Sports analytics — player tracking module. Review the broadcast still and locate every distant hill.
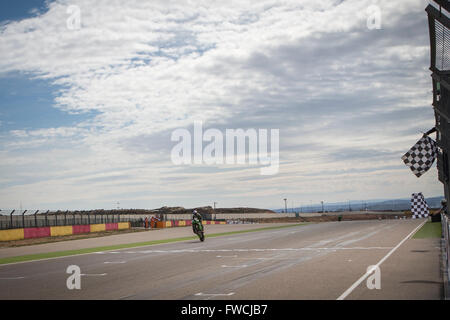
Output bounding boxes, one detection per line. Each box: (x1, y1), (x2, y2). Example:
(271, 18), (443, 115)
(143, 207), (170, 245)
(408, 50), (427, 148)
(274, 196), (445, 213)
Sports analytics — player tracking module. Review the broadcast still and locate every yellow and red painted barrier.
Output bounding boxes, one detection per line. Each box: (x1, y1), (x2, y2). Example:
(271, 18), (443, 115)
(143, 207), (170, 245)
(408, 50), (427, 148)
(73, 225), (90, 234)
(118, 222), (130, 230)
(51, 226), (73, 237)
(156, 220), (226, 228)
(24, 227), (50, 239)
(90, 224), (106, 233)
(0, 222), (131, 242)
(0, 229), (25, 241)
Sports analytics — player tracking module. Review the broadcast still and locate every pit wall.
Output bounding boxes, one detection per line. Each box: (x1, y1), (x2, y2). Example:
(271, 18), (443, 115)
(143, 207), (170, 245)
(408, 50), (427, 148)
(0, 222), (130, 242)
(156, 220), (227, 228)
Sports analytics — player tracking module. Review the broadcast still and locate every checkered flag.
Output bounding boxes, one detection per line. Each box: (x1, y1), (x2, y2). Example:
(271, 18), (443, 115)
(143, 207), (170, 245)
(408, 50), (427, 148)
(402, 135), (438, 177)
(411, 192), (429, 219)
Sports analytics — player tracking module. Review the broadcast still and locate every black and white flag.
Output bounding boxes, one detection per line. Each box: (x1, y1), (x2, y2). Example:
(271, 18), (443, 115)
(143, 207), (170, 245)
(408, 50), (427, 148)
(411, 192), (429, 219)
(402, 135), (438, 178)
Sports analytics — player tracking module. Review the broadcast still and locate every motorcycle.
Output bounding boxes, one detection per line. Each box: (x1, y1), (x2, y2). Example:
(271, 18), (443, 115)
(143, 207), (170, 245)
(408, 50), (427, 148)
(192, 217), (205, 242)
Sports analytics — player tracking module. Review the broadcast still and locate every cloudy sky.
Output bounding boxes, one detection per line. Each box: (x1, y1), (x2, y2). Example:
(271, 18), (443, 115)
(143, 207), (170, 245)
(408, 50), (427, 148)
(0, 0), (443, 211)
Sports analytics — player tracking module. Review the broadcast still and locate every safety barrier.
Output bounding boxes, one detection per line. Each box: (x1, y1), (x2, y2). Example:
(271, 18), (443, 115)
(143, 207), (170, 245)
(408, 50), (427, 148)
(0, 210), (136, 230)
(156, 220), (227, 228)
(0, 222), (131, 242)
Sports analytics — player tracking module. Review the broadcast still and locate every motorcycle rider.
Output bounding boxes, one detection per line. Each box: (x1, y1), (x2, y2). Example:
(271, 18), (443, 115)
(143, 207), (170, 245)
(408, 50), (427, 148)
(192, 209), (203, 233)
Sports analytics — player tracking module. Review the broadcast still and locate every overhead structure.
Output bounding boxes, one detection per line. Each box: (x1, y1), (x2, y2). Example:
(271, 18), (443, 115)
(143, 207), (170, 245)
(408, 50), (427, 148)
(426, 0), (450, 202)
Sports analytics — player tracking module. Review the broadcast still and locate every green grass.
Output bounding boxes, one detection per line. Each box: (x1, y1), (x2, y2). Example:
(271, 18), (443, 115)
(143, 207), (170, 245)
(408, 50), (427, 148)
(412, 221), (442, 239)
(0, 223), (308, 265)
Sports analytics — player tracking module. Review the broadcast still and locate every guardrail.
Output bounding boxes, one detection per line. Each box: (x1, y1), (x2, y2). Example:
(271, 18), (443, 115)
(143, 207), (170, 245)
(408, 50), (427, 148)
(0, 210), (137, 230)
(0, 222), (132, 242)
(442, 213), (450, 300)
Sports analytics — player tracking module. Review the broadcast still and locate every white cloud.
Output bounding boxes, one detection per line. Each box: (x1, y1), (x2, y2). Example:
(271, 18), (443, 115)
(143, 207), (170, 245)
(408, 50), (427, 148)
(0, 0), (442, 209)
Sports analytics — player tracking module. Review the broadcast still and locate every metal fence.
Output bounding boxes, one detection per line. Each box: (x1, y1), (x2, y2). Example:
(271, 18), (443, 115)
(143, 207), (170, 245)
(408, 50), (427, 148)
(442, 212), (450, 300)
(0, 210), (139, 230)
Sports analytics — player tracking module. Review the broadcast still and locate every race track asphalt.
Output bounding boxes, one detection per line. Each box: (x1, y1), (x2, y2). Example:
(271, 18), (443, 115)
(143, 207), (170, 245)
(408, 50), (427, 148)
(0, 219), (442, 300)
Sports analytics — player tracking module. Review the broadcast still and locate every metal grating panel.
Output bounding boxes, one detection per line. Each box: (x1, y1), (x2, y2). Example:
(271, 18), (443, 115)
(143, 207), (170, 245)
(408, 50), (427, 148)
(435, 19), (450, 71)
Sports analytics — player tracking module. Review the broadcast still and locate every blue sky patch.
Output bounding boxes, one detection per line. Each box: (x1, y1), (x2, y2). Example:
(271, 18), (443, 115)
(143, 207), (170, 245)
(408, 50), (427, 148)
(0, 0), (50, 23)
(0, 72), (92, 132)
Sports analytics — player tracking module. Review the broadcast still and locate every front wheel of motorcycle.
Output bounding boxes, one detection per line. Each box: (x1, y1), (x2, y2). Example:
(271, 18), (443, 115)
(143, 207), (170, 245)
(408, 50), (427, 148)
(200, 232), (205, 242)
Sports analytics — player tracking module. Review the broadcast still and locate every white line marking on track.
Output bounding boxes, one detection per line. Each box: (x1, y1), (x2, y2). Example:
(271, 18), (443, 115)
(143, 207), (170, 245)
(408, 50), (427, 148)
(136, 247), (392, 254)
(221, 265), (248, 268)
(81, 273), (107, 277)
(104, 261), (126, 264)
(237, 257), (291, 260)
(0, 277), (25, 280)
(216, 255), (238, 258)
(336, 220), (426, 300)
(195, 292), (235, 296)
